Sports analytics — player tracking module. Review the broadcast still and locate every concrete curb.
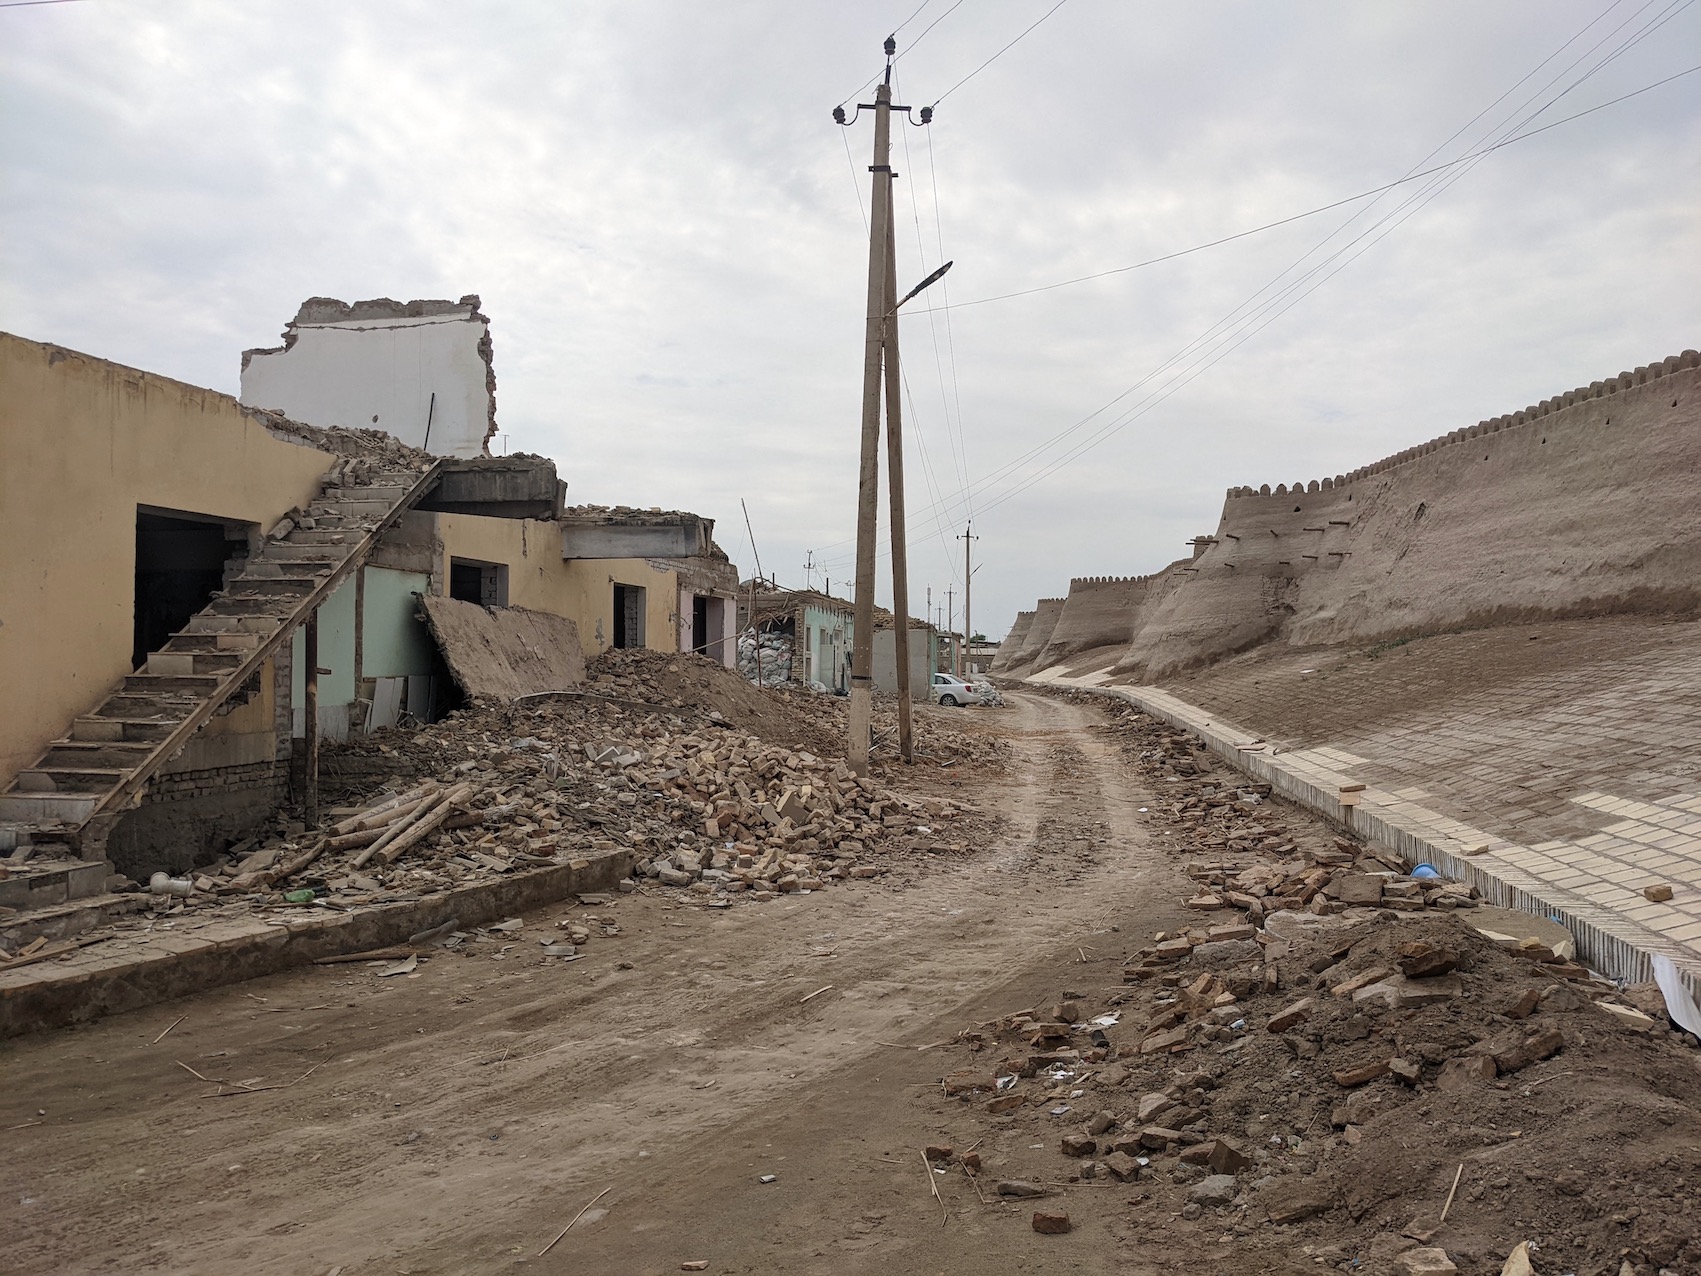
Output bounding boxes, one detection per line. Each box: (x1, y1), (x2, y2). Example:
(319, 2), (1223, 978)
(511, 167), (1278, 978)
(0, 850), (632, 1039)
(1032, 680), (1701, 998)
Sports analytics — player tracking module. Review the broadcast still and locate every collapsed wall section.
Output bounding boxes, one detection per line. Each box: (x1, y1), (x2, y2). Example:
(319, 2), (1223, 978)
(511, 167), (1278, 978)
(241, 296), (498, 458)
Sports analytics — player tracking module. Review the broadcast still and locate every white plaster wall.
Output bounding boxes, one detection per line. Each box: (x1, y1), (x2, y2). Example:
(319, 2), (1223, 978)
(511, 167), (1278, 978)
(241, 315), (491, 457)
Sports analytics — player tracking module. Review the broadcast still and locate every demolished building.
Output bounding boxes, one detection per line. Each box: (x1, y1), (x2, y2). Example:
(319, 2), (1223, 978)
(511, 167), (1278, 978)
(0, 302), (741, 910)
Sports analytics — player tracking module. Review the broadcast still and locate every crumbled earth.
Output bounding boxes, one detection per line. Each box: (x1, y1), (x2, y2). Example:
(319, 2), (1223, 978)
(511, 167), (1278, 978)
(4, 686), (1698, 1275)
(4, 652), (1006, 956)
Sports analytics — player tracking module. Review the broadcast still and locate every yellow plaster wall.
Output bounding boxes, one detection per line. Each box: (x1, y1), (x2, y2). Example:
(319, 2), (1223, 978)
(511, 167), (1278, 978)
(435, 514), (679, 658)
(0, 332), (336, 784)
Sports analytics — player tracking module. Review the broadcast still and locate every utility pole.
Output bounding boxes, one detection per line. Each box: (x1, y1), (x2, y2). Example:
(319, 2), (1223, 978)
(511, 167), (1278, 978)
(958, 522), (979, 677)
(945, 584), (954, 676)
(882, 161), (915, 763)
(835, 38), (943, 774)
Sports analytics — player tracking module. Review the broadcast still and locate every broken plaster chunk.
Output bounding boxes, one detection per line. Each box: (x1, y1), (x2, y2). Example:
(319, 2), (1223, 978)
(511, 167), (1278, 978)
(1266, 996), (1314, 1033)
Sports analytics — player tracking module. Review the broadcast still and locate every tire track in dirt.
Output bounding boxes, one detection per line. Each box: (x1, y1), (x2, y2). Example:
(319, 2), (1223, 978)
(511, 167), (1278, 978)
(2, 691), (1195, 1274)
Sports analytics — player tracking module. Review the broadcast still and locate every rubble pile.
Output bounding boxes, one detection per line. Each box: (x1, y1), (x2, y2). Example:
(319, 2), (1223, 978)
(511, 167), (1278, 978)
(926, 902), (1701, 1275)
(736, 629), (794, 687)
(923, 686), (1701, 1274)
(84, 652), (1002, 933)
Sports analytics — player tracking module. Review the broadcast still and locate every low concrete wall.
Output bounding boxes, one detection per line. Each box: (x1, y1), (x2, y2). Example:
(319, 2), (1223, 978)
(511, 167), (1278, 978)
(0, 849), (631, 1038)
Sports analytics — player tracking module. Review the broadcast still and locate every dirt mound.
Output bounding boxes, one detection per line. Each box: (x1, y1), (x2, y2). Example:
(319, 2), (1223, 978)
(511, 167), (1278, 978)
(588, 648), (839, 755)
(911, 687), (1701, 1275)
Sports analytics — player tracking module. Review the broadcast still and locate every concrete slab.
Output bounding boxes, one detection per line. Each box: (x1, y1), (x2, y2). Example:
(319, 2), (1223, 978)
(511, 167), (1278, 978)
(0, 849), (630, 1038)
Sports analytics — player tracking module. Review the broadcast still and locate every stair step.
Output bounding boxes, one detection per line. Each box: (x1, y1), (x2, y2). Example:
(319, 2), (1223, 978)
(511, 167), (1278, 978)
(304, 504), (381, 519)
(10, 767), (126, 795)
(0, 891), (144, 948)
(95, 692), (195, 718)
(163, 631), (261, 653)
(225, 578), (318, 597)
(0, 793), (100, 825)
(72, 716), (177, 743)
(0, 858), (112, 911)
(183, 613), (281, 635)
(245, 560), (333, 580)
(145, 650), (245, 676)
(41, 741), (153, 769)
(313, 497), (396, 514)
(203, 596), (294, 618)
(324, 484), (407, 503)
(262, 543), (349, 563)
(122, 673), (224, 696)
(285, 529), (354, 545)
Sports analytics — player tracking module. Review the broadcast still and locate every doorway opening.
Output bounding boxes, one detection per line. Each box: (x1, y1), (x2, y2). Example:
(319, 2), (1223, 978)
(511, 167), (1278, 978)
(133, 509), (249, 669)
(612, 583), (646, 649)
(692, 596), (709, 656)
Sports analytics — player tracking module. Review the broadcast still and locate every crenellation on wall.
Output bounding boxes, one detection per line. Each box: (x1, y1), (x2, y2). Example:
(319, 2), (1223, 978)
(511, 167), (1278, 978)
(1223, 349), (1699, 502)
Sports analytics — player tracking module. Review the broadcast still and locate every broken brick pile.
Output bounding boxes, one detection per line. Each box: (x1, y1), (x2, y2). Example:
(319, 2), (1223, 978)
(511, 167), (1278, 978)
(916, 688), (1701, 1275)
(6, 653), (1003, 960)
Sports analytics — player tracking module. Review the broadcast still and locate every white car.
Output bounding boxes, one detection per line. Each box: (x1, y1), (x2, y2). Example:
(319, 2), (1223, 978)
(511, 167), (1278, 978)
(930, 673), (985, 707)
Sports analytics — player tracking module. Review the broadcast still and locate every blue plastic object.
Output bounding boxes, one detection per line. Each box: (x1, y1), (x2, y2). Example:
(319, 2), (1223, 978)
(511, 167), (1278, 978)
(1411, 863), (1442, 879)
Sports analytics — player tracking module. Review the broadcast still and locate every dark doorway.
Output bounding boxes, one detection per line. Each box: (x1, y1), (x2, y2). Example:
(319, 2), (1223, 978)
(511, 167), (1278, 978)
(133, 510), (245, 669)
(612, 583), (646, 649)
(692, 595), (709, 656)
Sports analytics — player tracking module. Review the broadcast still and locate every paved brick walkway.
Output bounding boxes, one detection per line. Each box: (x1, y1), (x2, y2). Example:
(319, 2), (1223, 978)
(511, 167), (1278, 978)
(1162, 617), (1701, 848)
(1040, 616), (1701, 990)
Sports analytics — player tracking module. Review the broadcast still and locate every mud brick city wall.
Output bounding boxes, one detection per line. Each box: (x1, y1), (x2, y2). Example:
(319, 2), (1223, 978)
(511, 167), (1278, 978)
(1105, 350), (1701, 680)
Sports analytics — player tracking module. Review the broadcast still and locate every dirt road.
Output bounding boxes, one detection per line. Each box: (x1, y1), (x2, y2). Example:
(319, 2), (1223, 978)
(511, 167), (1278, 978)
(3, 691), (1200, 1275)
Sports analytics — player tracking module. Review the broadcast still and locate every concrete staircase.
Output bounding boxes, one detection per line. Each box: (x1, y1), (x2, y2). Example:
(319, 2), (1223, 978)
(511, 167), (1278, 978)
(0, 455), (444, 917)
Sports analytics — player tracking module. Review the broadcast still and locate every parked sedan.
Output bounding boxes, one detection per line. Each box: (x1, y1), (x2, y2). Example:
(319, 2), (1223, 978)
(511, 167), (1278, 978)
(930, 673), (985, 707)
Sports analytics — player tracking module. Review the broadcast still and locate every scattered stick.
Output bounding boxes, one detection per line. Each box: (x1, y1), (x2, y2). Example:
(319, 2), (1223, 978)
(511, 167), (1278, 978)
(312, 946), (419, 965)
(177, 1058), (327, 1096)
(919, 1148), (946, 1226)
(800, 985), (834, 1004)
(1527, 1070), (1576, 1089)
(538, 1186), (613, 1257)
(964, 1165), (988, 1206)
(151, 1016), (185, 1044)
(0, 933), (107, 971)
(209, 1060), (326, 1097)
(177, 1060), (244, 1088)
(270, 838), (328, 885)
(1438, 1163), (1464, 1225)
(7, 1120), (43, 1131)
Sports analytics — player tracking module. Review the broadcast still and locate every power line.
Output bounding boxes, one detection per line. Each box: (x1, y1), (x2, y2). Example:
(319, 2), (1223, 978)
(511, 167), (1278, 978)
(838, 0), (967, 108)
(811, 35), (1698, 562)
(900, 61), (1701, 319)
(951, 3), (1701, 519)
(0, 0), (87, 7)
(928, 0), (1073, 107)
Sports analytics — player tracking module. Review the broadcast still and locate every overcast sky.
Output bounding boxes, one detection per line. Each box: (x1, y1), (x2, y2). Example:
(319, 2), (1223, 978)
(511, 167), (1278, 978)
(4, 0), (1698, 637)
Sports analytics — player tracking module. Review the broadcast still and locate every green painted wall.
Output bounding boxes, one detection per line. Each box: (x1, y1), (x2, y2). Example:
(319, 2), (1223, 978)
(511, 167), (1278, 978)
(290, 567), (433, 709)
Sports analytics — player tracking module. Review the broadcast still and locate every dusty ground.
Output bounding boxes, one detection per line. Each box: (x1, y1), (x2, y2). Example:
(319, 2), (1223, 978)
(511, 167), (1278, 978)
(5, 689), (1698, 1275)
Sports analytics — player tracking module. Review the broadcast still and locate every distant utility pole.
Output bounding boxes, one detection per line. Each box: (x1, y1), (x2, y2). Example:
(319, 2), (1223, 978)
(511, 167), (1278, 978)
(958, 522), (979, 677)
(835, 38), (947, 774)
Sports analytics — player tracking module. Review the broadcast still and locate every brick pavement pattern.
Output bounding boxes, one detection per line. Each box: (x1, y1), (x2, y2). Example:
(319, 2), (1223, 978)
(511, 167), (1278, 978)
(1039, 616), (1701, 992)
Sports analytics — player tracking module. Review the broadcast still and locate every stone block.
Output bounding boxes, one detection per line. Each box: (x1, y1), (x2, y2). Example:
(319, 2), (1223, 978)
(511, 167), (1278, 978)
(1395, 1248), (1459, 1275)
(1435, 1055), (1497, 1090)
(1266, 996), (1314, 1032)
